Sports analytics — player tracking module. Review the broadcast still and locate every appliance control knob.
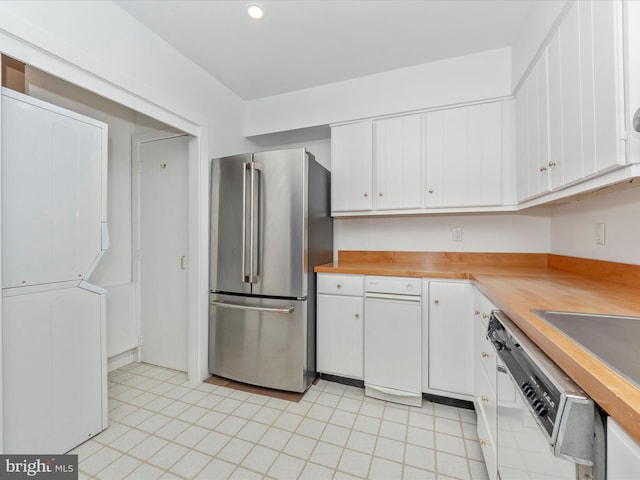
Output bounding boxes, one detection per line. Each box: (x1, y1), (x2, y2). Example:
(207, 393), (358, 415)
(532, 399), (542, 409)
(537, 406), (548, 416)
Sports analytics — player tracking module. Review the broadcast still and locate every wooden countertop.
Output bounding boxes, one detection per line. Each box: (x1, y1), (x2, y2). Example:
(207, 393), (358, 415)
(315, 251), (640, 444)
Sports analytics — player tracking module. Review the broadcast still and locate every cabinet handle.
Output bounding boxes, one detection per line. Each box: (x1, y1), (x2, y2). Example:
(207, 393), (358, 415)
(479, 439), (487, 446)
(378, 192), (383, 197)
(481, 352), (490, 358)
(434, 299), (439, 305)
(336, 284), (342, 289)
(428, 188), (434, 194)
(474, 310), (480, 316)
(354, 313), (360, 319)
(481, 395), (489, 402)
(482, 313), (489, 319)
(548, 161), (557, 167)
(364, 192), (368, 197)
(539, 166), (548, 172)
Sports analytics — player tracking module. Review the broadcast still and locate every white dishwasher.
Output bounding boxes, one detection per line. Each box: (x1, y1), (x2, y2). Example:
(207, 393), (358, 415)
(364, 276), (422, 407)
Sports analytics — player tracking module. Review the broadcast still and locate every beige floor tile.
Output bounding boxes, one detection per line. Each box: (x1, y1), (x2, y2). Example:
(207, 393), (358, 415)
(240, 445), (279, 474)
(84, 364), (484, 480)
(338, 449), (373, 477)
(169, 450), (212, 478)
(147, 442), (189, 470)
(282, 433), (317, 460)
(268, 453), (306, 480)
(368, 457), (403, 480)
(95, 454), (141, 480)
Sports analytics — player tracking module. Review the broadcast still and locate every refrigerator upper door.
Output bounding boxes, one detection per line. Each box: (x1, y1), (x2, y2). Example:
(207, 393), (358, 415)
(210, 153), (253, 295)
(251, 149), (307, 298)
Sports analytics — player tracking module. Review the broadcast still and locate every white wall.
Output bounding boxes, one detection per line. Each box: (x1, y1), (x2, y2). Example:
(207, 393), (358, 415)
(335, 212), (551, 254)
(245, 47), (512, 137)
(510, 0), (570, 91)
(550, 184), (640, 265)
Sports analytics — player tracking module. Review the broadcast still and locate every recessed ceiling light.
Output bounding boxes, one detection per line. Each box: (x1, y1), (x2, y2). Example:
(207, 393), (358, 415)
(247, 4), (264, 20)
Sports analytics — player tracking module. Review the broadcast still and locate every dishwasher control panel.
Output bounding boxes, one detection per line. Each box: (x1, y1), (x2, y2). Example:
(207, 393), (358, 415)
(364, 276), (421, 296)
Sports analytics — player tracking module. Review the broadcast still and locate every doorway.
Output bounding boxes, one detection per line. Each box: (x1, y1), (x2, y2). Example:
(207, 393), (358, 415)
(135, 133), (189, 371)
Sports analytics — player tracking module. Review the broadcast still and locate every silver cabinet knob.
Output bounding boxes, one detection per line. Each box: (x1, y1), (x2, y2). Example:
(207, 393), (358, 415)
(364, 192), (368, 197)
(434, 299), (439, 305)
(428, 188), (434, 194)
(378, 192), (383, 196)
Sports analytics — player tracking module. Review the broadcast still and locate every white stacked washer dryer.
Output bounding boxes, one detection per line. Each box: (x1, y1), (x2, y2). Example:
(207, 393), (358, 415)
(1, 87), (109, 453)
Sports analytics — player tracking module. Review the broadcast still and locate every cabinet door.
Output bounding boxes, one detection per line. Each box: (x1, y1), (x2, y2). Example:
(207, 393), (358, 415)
(425, 102), (503, 207)
(547, 31), (565, 190)
(557, 2), (583, 188)
(524, 52), (550, 199)
(428, 281), (474, 397)
(331, 121), (373, 212)
(374, 114), (423, 210)
(591, 0), (624, 172)
(317, 294), (363, 379)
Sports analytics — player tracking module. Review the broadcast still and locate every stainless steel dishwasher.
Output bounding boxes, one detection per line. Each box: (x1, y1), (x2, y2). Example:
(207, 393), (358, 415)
(487, 310), (605, 480)
(364, 276), (422, 407)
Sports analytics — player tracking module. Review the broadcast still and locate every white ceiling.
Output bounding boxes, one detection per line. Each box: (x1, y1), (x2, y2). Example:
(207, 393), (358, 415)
(115, 0), (539, 101)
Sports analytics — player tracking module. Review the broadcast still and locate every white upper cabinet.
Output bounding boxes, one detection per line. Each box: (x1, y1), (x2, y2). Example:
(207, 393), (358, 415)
(591, 0), (625, 173)
(331, 99), (511, 215)
(517, 0), (625, 202)
(516, 51), (547, 202)
(331, 120), (373, 212)
(425, 101), (504, 208)
(374, 114), (423, 210)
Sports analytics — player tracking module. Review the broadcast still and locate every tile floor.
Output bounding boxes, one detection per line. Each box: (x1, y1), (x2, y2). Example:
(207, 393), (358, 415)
(74, 363), (489, 479)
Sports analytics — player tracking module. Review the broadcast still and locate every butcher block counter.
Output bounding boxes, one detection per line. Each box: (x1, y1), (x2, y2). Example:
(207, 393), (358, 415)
(315, 251), (640, 444)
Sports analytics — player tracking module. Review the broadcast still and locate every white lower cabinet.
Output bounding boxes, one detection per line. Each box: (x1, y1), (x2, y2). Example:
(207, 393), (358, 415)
(473, 289), (499, 480)
(316, 274), (364, 379)
(425, 281), (474, 398)
(608, 418), (640, 480)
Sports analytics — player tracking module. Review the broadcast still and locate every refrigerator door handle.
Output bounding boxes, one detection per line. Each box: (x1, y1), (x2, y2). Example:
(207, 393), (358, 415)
(248, 162), (261, 283)
(210, 300), (294, 314)
(242, 161), (249, 283)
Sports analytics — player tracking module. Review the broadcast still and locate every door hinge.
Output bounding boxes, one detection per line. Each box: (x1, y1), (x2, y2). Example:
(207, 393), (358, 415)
(138, 162), (142, 174)
(137, 335), (142, 345)
(137, 249), (142, 261)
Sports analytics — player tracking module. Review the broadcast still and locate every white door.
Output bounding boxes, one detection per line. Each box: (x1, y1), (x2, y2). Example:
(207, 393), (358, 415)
(139, 135), (189, 371)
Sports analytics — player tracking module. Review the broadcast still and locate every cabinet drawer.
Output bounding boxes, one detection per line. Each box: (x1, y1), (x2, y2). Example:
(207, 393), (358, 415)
(317, 274), (363, 296)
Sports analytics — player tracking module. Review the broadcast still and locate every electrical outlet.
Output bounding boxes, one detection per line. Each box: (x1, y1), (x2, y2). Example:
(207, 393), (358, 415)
(452, 227), (463, 241)
(596, 223), (605, 245)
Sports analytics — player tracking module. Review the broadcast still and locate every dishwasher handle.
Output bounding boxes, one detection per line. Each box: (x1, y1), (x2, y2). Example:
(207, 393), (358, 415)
(365, 292), (421, 303)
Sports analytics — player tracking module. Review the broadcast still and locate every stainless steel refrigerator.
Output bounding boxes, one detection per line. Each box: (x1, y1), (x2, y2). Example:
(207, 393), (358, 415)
(209, 148), (333, 392)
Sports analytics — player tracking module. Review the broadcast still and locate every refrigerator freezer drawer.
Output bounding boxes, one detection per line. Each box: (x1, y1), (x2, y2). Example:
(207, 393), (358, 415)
(209, 295), (310, 392)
